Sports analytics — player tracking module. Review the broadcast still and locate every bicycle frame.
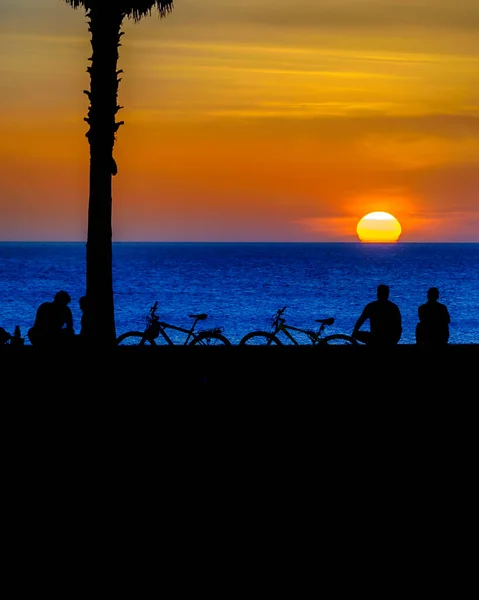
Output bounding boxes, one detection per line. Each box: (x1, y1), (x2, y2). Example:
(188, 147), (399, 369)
(269, 306), (332, 345)
(274, 322), (324, 345)
(143, 303), (224, 345)
(154, 319), (203, 346)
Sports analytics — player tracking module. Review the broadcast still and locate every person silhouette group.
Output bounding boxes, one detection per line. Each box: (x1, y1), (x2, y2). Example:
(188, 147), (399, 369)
(352, 284), (451, 348)
(27, 290), (93, 348)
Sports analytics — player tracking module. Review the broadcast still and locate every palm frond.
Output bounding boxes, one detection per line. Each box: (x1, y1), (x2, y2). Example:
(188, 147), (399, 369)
(64, 1), (174, 20)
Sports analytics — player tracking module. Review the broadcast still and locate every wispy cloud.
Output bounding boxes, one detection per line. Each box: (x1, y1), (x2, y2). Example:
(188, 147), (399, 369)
(169, 0), (479, 33)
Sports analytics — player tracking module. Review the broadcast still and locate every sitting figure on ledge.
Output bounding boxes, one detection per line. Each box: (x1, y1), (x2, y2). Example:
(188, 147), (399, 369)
(28, 290), (75, 348)
(352, 283), (402, 347)
(416, 287), (450, 347)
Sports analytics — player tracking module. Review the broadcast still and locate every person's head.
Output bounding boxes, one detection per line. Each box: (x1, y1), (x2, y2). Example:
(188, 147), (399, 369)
(377, 284), (390, 301)
(54, 290), (71, 306)
(427, 287), (439, 301)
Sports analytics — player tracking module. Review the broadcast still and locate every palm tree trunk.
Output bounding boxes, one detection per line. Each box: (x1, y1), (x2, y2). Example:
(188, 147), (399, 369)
(84, 6), (124, 347)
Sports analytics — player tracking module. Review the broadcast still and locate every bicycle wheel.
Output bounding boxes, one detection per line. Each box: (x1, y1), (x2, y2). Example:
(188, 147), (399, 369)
(116, 331), (156, 346)
(320, 334), (358, 346)
(189, 332), (232, 346)
(238, 331), (283, 346)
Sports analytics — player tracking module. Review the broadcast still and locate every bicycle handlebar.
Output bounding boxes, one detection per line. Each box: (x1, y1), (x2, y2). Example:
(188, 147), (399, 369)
(272, 306), (287, 327)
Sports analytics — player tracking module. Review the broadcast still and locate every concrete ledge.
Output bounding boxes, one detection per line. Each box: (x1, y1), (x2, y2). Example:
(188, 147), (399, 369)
(2, 345), (476, 468)
(2, 344), (477, 395)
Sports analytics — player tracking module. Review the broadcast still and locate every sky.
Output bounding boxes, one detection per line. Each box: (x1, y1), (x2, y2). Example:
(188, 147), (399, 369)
(1, 0), (478, 242)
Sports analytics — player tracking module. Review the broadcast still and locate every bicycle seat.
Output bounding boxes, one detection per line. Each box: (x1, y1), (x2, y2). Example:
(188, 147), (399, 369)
(189, 313), (208, 320)
(315, 317), (335, 326)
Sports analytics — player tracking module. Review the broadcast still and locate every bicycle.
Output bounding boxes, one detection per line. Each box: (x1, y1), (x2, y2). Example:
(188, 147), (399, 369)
(238, 306), (358, 346)
(116, 302), (232, 346)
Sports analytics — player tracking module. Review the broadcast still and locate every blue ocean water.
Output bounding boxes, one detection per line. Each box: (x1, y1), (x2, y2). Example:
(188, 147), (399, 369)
(0, 242), (478, 345)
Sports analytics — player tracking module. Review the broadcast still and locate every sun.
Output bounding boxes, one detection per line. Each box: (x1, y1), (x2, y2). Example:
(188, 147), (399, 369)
(356, 211), (402, 243)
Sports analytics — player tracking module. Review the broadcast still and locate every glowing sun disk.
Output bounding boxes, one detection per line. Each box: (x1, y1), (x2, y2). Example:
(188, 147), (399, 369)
(356, 211), (402, 243)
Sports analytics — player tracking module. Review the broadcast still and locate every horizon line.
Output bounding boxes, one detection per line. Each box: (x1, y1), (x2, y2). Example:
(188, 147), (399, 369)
(2, 240), (479, 245)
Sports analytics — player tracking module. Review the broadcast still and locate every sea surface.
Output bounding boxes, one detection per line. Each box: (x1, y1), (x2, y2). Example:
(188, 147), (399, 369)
(0, 242), (478, 345)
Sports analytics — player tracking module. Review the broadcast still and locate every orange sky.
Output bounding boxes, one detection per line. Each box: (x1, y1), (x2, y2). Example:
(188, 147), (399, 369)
(1, 0), (479, 242)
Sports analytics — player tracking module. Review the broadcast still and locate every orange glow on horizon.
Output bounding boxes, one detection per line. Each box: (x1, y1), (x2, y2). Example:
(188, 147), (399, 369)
(1, 1), (479, 241)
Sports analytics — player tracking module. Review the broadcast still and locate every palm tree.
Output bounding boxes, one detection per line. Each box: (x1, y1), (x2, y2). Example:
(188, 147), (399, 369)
(64, 1), (174, 347)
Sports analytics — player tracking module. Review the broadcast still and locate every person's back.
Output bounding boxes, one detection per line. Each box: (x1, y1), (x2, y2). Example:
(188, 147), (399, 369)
(352, 284), (402, 347)
(416, 287), (450, 346)
(368, 299), (402, 344)
(30, 301), (54, 341)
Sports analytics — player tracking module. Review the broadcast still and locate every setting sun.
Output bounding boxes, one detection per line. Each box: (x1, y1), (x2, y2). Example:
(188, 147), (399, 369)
(356, 212), (402, 243)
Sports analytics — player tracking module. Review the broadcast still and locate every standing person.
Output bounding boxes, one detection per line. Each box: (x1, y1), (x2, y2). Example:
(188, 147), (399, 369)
(352, 283), (402, 347)
(416, 287), (450, 346)
(28, 290), (75, 348)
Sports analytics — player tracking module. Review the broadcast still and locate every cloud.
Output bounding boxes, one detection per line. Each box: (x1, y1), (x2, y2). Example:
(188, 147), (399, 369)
(247, 0), (479, 33)
(171, 0), (479, 34)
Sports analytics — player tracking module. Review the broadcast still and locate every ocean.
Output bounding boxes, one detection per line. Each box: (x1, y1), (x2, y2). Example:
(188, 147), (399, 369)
(0, 242), (478, 345)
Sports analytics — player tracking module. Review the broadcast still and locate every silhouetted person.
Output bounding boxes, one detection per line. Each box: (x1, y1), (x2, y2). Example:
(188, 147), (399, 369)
(416, 287), (450, 346)
(352, 283), (402, 347)
(28, 290), (75, 348)
(0, 327), (11, 346)
(78, 295), (94, 342)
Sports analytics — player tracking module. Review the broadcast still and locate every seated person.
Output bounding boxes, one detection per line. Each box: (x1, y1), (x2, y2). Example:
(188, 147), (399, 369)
(416, 287), (450, 346)
(28, 290), (75, 348)
(352, 284), (402, 347)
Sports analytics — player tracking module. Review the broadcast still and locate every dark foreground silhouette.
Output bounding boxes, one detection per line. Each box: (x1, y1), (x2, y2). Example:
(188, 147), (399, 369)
(1, 341), (475, 397)
(0, 282), (465, 396)
(3, 342), (473, 583)
(416, 287), (451, 346)
(28, 290), (75, 348)
(352, 283), (402, 347)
